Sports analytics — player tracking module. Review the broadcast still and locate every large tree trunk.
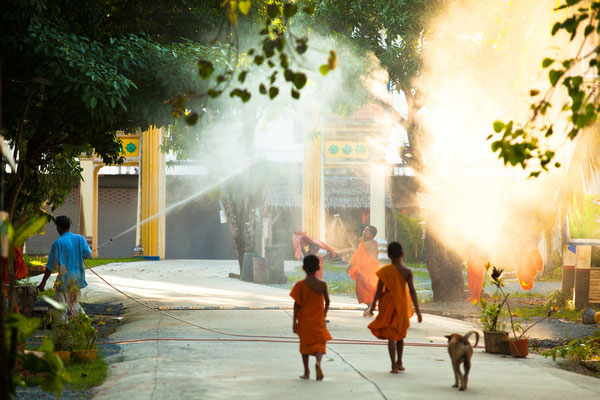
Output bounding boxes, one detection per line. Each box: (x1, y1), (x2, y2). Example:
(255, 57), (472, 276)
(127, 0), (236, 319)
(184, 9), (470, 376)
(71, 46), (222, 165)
(424, 227), (465, 302)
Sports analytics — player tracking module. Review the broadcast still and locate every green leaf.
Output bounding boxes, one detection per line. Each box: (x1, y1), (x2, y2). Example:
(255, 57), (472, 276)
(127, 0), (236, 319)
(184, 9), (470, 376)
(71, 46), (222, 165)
(185, 112), (199, 126)
(269, 86), (279, 99)
(238, 71), (248, 83)
(291, 88), (300, 99)
(89, 97), (97, 109)
(198, 60), (214, 79)
(259, 83), (267, 94)
(283, 2), (298, 19)
(584, 24), (594, 37)
(492, 121), (505, 133)
(293, 73), (307, 89)
(13, 215), (50, 247)
(266, 4), (280, 19)
(549, 69), (564, 86)
(239, 0), (251, 15)
(319, 64), (329, 76)
(542, 58), (554, 68)
(551, 22), (561, 36)
(40, 295), (66, 311)
(302, 6), (315, 15)
(284, 69), (294, 82)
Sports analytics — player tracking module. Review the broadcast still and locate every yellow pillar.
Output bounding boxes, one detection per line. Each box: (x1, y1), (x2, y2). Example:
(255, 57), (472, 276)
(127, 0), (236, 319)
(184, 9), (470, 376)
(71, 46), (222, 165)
(140, 127), (165, 258)
(303, 133), (323, 239)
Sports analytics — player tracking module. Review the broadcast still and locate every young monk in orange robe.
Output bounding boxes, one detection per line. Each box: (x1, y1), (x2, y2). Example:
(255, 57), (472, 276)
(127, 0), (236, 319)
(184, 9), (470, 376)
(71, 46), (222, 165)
(466, 246), (488, 303)
(291, 254), (332, 381)
(347, 226), (380, 316)
(368, 241), (422, 373)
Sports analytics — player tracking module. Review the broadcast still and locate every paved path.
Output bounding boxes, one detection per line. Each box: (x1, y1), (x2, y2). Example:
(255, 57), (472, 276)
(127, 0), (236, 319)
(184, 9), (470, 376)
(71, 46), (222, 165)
(33, 260), (600, 399)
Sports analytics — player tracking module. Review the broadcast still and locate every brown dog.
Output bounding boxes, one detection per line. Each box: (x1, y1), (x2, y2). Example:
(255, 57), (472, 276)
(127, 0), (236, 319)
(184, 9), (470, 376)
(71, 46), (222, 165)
(445, 331), (479, 391)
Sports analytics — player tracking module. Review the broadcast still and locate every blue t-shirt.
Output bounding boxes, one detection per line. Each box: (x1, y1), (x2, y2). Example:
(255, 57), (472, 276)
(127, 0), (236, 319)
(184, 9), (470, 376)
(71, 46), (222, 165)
(46, 232), (92, 291)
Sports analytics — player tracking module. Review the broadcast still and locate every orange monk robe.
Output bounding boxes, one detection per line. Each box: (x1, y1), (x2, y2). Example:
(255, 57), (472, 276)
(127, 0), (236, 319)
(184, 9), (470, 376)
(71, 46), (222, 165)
(290, 281), (332, 355)
(292, 231), (338, 280)
(348, 240), (379, 304)
(466, 249), (487, 303)
(1, 247), (29, 300)
(368, 264), (414, 341)
(517, 249), (543, 290)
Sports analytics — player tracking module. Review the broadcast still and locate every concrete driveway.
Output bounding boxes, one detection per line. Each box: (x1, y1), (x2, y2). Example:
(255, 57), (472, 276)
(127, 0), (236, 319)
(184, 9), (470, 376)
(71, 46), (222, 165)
(33, 260), (600, 399)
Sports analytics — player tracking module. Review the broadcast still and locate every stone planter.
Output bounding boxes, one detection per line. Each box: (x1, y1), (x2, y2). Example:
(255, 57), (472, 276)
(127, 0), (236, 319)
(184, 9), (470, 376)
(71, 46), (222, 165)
(509, 338), (529, 358)
(54, 351), (71, 365)
(483, 331), (510, 355)
(74, 350), (98, 363)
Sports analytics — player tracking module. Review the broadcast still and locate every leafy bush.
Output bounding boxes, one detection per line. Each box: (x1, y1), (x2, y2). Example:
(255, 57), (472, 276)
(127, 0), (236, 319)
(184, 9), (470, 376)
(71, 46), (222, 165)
(395, 213), (424, 263)
(543, 331), (600, 363)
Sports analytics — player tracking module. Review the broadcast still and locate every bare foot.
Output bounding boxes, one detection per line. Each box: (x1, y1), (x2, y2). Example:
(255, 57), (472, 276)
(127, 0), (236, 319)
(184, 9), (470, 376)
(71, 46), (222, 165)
(390, 368), (399, 374)
(315, 364), (324, 381)
(362, 308), (371, 318)
(299, 373), (309, 380)
(396, 363), (405, 371)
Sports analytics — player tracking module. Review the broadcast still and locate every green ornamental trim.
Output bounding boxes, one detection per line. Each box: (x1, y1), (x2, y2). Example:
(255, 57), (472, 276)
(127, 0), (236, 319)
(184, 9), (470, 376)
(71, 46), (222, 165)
(342, 144), (352, 155)
(328, 144), (339, 155)
(125, 142), (137, 153)
(356, 144), (366, 154)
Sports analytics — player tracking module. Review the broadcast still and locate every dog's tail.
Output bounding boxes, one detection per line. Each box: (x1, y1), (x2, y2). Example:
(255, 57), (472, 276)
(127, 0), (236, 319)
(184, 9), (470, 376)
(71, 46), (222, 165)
(463, 331), (479, 348)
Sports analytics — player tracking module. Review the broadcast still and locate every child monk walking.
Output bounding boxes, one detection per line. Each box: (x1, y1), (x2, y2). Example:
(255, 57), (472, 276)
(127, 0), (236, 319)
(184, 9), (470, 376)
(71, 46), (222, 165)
(291, 254), (332, 380)
(368, 242), (422, 373)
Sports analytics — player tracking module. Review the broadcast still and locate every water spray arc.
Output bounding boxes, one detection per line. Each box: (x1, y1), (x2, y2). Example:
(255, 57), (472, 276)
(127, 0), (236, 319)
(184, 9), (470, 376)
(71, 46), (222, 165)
(93, 158), (259, 252)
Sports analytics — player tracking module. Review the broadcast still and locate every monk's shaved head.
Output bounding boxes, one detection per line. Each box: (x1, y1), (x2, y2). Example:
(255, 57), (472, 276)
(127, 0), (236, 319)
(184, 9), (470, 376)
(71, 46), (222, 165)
(387, 241), (404, 259)
(303, 254), (320, 274)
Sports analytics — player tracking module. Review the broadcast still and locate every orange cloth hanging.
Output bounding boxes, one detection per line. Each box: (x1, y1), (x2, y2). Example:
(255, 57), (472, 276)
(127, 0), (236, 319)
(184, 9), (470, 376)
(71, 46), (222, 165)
(466, 248), (487, 303)
(291, 231), (338, 259)
(368, 264), (414, 341)
(518, 249), (543, 290)
(290, 280), (332, 355)
(1, 247), (29, 285)
(348, 240), (379, 304)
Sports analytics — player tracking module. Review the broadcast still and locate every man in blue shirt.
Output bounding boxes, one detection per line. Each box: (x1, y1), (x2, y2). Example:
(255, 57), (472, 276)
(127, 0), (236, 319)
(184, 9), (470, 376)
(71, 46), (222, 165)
(37, 216), (92, 320)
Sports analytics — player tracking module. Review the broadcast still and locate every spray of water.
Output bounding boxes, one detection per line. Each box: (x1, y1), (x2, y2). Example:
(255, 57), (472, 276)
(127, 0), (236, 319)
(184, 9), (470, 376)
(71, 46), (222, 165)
(95, 158), (258, 251)
(416, 0), (578, 267)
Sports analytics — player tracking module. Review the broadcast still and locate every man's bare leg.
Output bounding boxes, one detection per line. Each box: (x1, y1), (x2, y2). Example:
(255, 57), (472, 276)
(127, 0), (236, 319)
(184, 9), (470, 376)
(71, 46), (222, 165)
(315, 352), (324, 381)
(300, 354), (310, 379)
(388, 340), (398, 373)
(363, 303), (372, 317)
(396, 340), (405, 371)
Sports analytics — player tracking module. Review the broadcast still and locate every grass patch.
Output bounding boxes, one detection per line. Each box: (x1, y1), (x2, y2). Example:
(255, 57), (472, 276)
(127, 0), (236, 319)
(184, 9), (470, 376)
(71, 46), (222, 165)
(322, 262), (348, 273)
(64, 358), (108, 389)
(85, 258), (144, 268)
(412, 269), (430, 279)
(512, 306), (583, 321)
(407, 262), (427, 269)
(512, 291), (545, 299)
(543, 266), (562, 282)
(328, 280), (355, 295)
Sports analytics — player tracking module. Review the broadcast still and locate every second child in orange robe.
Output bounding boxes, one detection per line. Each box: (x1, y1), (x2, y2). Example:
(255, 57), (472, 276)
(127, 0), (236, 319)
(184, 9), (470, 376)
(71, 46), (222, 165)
(368, 241), (422, 373)
(290, 254), (332, 381)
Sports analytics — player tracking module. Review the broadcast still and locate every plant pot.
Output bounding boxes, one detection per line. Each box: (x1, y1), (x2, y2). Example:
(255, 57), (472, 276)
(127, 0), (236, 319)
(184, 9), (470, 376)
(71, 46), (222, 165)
(74, 350), (97, 363)
(509, 338), (528, 358)
(54, 351), (71, 365)
(483, 331), (510, 355)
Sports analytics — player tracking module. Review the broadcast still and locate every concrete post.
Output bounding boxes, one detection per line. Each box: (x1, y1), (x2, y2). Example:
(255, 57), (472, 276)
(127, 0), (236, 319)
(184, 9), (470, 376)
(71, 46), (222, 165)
(79, 159), (95, 243)
(562, 245), (576, 295)
(370, 162), (387, 258)
(574, 245), (591, 308)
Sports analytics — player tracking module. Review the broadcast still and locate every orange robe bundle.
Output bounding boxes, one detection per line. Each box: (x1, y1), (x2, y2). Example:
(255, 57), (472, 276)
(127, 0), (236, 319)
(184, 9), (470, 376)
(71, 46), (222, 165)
(466, 249), (487, 303)
(368, 264), (414, 341)
(348, 240), (379, 304)
(1, 247), (29, 301)
(290, 281), (332, 355)
(292, 231), (338, 280)
(517, 249), (543, 291)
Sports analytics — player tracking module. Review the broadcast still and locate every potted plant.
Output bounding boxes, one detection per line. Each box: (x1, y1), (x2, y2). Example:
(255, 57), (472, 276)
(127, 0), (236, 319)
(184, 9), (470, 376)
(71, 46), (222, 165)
(50, 323), (72, 365)
(70, 312), (99, 363)
(475, 265), (511, 354)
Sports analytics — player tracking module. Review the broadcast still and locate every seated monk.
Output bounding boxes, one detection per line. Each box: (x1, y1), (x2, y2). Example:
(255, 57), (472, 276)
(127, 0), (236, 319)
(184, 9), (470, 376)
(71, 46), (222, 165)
(292, 231), (338, 280)
(368, 242), (422, 373)
(517, 248), (542, 291)
(290, 254), (332, 381)
(347, 226), (380, 316)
